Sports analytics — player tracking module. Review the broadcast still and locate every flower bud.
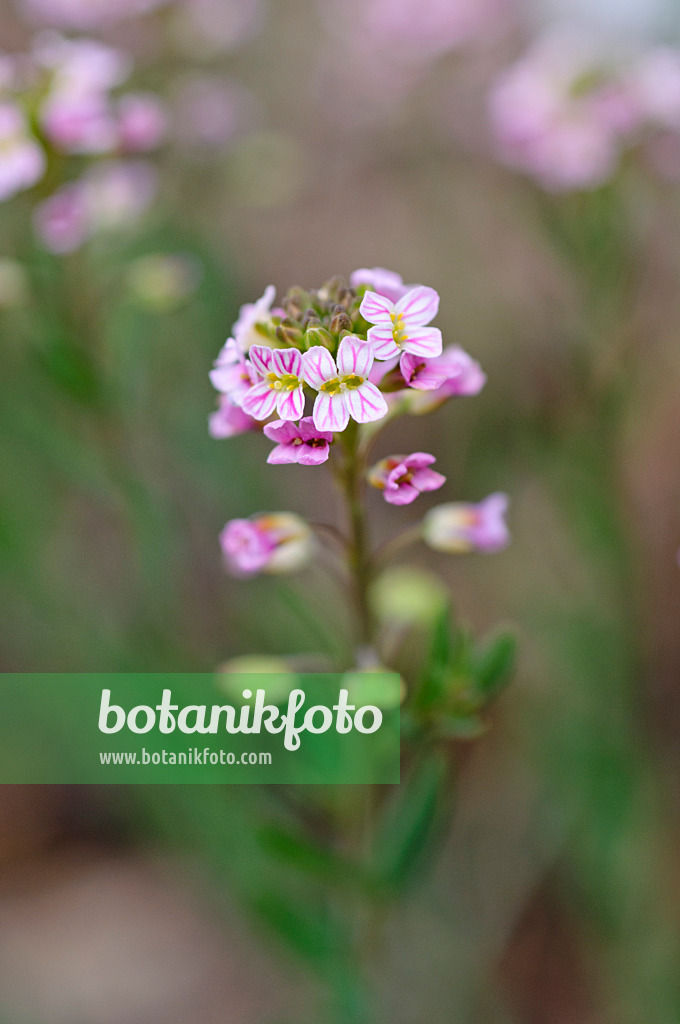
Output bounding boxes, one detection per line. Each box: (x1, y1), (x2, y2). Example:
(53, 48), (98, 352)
(276, 321), (304, 348)
(220, 512), (314, 576)
(304, 323), (334, 349)
(423, 495), (510, 554)
(329, 306), (353, 335)
(283, 286), (311, 320)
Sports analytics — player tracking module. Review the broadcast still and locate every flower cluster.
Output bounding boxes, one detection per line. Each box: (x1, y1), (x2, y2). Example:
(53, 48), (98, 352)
(210, 268), (508, 576)
(0, 33), (167, 249)
(490, 32), (680, 191)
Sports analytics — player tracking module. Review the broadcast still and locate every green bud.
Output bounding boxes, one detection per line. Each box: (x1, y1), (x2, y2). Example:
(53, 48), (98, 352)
(276, 321), (304, 348)
(305, 324), (334, 349)
(372, 567), (449, 628)
(283, 286), (311, 320)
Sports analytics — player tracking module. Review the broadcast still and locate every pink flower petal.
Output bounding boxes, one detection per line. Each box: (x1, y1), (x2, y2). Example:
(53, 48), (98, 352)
(302, 346), (337, 390)
(313, 392), (349, 432)
(402, 327), (443, 359)
(241, 381), (277, 420)
(248, 344), (274, 377)
(267, 444), (300, 465)
(263, 419), (298, 445)
(405, 452), (437, 468)
(367, 325), (400, 360)
(384, 482), (420, 505)
(298, 416), (333, 443)
(336, 335), (374, 378)
(272, 347), (302, 377)
(400, 352), (449, 390)
(411, 468), (446, 492)
(395, 286), (440, 326)
(345, 382), (389, 423)
(360, 290), (394, 325)
(297, 443), (330, 466)
(276, 386), (305, 421)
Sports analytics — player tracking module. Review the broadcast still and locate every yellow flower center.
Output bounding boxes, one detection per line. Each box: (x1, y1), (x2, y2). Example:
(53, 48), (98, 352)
(320, 374), (364, 395)
(266, 372), (301, 391)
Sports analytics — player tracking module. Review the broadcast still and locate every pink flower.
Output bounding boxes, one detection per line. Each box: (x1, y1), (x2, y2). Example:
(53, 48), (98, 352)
(34, 160), (157, 254)
(369, 452), (446, 505)
(0, 103), (46, 201)
(82, 160), (157, 230)
(117, 94), (168, 152)
(232, 285), (276, 351)
(34, 183), (89, 253)
(360, 285), (442, 361)
(41, 91), (118, 154)
(209, 396), (259, 439)
(263, 417), (333, 465)
(630, 48), (680, 130)
(303, 335), (389, 433)
(220, 512), (313, 576)
(423, 494), (509, 553)
(400, 346), (486, 395)
(210, 337), (255, 404)
(489, 33), (638, 192)
(350, 267), (413, 303)
(241, 346), (305, 422)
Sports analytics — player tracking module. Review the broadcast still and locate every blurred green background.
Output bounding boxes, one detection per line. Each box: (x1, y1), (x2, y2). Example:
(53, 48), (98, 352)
(1, 0), (680, 1021)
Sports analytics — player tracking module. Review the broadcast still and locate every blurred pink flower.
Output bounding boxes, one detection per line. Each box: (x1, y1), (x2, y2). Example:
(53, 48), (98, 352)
(489, 33), (636, 191)
(209, 396), (259, 439)
(220, 513), (313, 576)
(84, 160), (157, 230)
(303, 336), (388, 433)
(210, 338), (255, 405)
(117, 93), (168, 152)
(0, 102), (45, 201)
(33, 183), (89, 253)
(350, 267), (413, 303)
(20, 0), (169, 29)
(629, 47), (680, 129)
(34, 160), (157, 253)
(232, 285), (276, 351)
(424, 494), (510, 553)
(37, 36), (131, 155)
(263, 417), (333, 466)
(369, 452), (445, 505)
(361, 286), (442, 360)
(325, 0), (504, 66)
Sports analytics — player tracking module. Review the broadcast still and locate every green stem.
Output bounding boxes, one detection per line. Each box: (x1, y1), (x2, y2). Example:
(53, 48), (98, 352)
(339, 421), (374, 650)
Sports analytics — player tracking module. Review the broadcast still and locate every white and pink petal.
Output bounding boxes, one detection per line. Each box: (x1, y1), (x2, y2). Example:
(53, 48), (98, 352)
(302, 346), (337, 390)
(276, 386), (305, 421)
(344, 382), (388, 423)
(313, 392), (349, 433)
(359, 290), (395, 325)
(401, 326), (443, 359)
(395, 286), (440, 327)
(242, 382), (277, 420)
(336, 335), (374, 378)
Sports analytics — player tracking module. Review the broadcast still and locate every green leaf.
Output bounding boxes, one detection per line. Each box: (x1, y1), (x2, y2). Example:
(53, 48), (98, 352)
(257, 825), (373, 893)
(473, 631), (517, 702)
(373, 752), (450, 892)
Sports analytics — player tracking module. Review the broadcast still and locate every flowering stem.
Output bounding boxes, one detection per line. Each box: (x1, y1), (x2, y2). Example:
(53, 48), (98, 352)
(339, 421), (374, 650)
